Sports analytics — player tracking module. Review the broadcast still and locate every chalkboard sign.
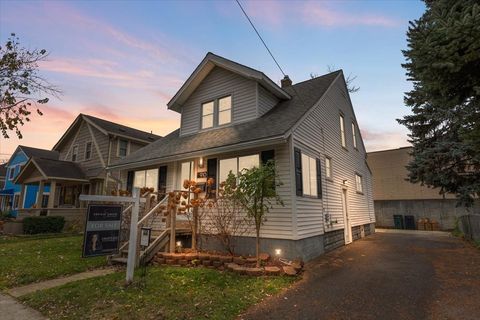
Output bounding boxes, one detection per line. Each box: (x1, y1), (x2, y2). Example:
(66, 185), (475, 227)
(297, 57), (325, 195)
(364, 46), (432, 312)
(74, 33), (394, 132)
(82, 204), (123, 258)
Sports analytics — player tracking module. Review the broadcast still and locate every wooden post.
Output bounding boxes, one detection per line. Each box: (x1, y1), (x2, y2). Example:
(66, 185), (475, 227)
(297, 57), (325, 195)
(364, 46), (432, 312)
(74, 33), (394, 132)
(169, 205), (176, 253)
(36, 181), (45, 208)
(18, 184), (26, 210)
(126, 187), (140, 284)
(47, 180), (56, 208)
(192, 192), (198, 251)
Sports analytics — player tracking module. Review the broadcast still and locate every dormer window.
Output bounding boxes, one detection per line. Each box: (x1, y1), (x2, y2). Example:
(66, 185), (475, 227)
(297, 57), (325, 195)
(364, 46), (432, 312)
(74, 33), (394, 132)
(202, 101), (214, 129)
(218, 96), (232, 126)
(201, 95), (232, 130)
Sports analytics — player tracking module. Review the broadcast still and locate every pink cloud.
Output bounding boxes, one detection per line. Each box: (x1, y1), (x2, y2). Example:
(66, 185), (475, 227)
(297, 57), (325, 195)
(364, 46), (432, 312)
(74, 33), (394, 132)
(235, 0), (399, 29)
(301, 2), (399, 27)
(361, 128), (410, 152)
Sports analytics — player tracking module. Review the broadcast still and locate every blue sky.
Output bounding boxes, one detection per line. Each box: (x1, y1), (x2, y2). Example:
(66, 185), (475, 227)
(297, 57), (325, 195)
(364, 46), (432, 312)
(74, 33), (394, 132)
(0, 0), (426, 160)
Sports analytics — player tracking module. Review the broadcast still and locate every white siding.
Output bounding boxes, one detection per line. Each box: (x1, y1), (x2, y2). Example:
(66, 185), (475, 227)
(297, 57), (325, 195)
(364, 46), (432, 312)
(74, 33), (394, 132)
(257, 83), (279, 116)
(180, 67), (257, 136)
(292, 76), (374, 239)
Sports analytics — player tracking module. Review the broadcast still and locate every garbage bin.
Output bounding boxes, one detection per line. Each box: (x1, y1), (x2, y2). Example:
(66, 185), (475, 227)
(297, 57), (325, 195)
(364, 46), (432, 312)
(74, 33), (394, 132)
(393, 215), (404, 229)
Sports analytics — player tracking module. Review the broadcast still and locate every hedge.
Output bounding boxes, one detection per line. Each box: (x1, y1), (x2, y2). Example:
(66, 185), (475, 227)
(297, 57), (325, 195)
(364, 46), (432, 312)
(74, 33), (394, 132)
(23, 216), (66, 234)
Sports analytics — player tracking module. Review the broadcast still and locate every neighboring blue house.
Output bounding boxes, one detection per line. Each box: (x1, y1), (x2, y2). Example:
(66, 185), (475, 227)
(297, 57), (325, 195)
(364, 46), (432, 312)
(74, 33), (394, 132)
(0, 146), (59, 217)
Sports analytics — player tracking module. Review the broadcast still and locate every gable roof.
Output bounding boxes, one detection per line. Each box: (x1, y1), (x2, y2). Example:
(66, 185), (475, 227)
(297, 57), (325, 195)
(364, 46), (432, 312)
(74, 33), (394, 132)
(15, 157), (87, 184)
(5, 145), (59, 167)
(53, 114), (162, 151)
(167, 52), (291, 112)
(110, 70), (342, 169)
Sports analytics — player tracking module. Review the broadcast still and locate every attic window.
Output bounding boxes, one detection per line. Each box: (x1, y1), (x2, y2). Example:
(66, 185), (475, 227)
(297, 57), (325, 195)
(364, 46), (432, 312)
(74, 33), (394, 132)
(201, 95), (232, 129)
(218, 96), (232, 125)
(118, 139), (129, 157)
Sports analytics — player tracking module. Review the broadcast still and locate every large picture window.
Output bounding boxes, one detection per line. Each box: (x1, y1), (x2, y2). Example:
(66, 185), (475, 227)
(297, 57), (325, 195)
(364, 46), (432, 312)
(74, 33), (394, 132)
(219, 154), (259, 183)
(134, 169), (159, 191)
(301, 154), (317, 196)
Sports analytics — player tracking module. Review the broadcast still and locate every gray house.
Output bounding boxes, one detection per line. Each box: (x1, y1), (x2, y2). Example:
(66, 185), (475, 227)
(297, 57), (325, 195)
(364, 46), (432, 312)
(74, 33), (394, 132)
(13, 114), (161, 228)
(109, 53), (375, 261)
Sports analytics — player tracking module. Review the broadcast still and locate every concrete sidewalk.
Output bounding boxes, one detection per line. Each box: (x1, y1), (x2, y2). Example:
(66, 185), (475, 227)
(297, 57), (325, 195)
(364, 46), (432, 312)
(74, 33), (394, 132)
(0, 294), (46, 320)
(7, 268), (116, 298)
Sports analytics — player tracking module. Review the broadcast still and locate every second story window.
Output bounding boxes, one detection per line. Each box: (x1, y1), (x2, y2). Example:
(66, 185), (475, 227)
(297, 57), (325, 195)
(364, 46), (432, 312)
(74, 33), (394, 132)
(118, 139), (129, 157)
(218, 96), (232, 126)
(72, 146), (78, 162)
(201, 101), (214, 129)
(340, 114), (346, 148)
(352, 122), (357, 149)
(85, 142), (92, 160)
(201, 95), (232, 130)
(8, 167), (15, 180)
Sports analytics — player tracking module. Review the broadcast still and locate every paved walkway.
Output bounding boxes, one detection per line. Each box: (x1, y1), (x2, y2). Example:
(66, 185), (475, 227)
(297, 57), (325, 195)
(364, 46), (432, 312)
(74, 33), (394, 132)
(0, 293), (46, 320)
(241, 231), (480, 320)
(7, 268), (116, 298)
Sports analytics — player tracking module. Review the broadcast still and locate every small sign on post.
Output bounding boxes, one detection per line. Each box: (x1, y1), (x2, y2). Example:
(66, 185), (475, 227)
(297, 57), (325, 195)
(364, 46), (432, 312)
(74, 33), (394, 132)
(82, 204), (123, 258)
(140, 227), (152, 247)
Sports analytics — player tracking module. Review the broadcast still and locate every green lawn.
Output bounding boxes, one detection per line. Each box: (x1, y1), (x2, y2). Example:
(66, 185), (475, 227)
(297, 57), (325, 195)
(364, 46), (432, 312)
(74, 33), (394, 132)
(21, 266), (295, 320)
(0, 234), (107, 289)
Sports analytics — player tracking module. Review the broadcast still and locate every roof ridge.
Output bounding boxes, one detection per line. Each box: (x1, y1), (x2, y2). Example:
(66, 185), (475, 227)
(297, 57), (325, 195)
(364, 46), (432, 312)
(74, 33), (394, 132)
(290, 70), (343, 88)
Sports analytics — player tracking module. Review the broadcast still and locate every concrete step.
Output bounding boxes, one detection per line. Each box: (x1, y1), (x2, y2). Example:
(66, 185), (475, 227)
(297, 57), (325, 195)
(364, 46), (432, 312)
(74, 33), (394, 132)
(110, 257), (128, 265)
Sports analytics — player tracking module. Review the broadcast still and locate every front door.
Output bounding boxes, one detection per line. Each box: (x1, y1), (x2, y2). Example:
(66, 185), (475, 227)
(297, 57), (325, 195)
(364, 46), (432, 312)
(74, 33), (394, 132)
(342, 188), (352, 244)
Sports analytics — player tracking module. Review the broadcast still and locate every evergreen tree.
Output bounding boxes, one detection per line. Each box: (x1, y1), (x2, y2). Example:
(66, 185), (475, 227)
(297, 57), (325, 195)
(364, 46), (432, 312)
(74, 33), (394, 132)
(398, 0), (480, 206)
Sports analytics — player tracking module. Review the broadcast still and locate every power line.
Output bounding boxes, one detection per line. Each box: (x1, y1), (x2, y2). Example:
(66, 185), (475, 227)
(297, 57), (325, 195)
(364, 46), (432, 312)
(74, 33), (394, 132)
(235, 0), (286, 77)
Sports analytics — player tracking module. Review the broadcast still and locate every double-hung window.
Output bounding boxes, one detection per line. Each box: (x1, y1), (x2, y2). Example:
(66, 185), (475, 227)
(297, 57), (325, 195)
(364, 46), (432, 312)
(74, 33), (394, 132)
(355, 173), (363, 194)
(201, 101), (214, 129)
(325, 157), (332, 180)
(72, 146), (78, 162)
(85, 142), (92, 160)
(8, 167), (15, 180)
(340, 114), (346, 148)
(201, 95), (232, 129)
(118, 139), (128, 157)
(301, 154), (318, 196)
(352, 122), (357, 149)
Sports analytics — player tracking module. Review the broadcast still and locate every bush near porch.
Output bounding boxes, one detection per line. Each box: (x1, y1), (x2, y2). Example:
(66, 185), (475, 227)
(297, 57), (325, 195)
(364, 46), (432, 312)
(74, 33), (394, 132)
(21, 266), (296, 320)
(0, 234), (107, 289)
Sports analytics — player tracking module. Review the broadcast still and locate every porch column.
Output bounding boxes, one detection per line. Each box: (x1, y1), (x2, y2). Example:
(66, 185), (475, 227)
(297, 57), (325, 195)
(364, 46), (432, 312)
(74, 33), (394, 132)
(36, 180), (45, 208)
(19, 184), (26, 209)
(47, 180), (57, 208)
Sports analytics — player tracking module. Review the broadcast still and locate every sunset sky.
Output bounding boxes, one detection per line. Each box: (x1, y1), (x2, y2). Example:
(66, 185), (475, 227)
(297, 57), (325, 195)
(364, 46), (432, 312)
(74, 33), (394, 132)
(0, 0), (425, 162)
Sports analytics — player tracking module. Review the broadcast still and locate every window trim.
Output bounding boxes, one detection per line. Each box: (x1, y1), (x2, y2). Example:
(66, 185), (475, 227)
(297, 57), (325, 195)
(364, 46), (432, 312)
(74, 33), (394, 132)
(325, 156), (333, 181)
(71, 145), (79, 162)
(340, 113), (347, 150)
(355, 172), (364, 194)
(84, 141), (92, 160)
(199, 94), (233, 131)
(352, 121), (358, 150)
(117, 139), (130, 157)
(201, 100), (215, 129)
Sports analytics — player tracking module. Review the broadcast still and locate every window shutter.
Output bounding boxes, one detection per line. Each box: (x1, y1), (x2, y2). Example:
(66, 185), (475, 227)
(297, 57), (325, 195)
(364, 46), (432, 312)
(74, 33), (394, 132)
(158, 166), (168, 197)
(207, 158), (217, 193)
(294, 148), (303, 196)
(261, 149), (275, 165)
(126, 171), (134, 192)
(316, 158), (323, 199)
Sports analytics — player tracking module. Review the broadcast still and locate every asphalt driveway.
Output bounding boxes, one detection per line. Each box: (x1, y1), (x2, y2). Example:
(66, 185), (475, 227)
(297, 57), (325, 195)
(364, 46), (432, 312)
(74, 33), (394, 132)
(241, 230), (480, 320)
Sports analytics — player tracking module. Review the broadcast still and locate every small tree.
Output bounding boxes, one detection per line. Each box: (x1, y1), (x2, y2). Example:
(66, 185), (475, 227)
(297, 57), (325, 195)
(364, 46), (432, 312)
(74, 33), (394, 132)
(1, 33), (60, 138)
(236, 160), (283, 267)
(206, 172), (252, 255)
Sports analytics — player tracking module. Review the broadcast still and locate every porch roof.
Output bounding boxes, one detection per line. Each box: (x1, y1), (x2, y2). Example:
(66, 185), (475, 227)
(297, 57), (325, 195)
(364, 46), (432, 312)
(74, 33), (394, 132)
(14, 157), (88, 184)
(109, 70), (341, 169)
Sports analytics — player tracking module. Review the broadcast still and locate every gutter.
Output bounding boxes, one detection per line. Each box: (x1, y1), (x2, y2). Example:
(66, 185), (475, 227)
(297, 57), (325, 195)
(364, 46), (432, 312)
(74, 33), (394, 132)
(107, 134), (289, 171)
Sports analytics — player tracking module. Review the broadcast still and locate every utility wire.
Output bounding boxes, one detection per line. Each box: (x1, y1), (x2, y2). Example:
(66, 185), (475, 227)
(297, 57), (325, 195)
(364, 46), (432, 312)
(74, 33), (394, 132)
(235, 0), (286, 77)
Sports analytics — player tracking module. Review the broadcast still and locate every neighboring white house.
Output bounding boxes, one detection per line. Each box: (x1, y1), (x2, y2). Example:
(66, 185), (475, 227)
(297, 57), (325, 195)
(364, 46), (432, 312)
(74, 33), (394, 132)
(109, 53), (375, 261)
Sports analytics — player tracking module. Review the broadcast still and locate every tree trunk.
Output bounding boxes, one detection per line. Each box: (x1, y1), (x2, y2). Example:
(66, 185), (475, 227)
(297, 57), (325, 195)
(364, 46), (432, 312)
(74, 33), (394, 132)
(256, 225), (260, 267)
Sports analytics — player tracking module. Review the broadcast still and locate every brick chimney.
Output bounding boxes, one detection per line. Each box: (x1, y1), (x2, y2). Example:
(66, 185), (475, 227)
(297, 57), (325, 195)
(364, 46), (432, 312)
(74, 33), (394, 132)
(281, 75), (292, 88)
